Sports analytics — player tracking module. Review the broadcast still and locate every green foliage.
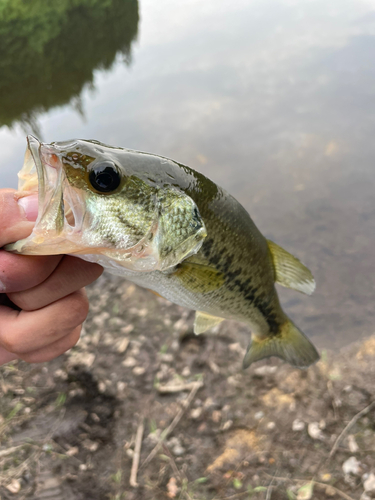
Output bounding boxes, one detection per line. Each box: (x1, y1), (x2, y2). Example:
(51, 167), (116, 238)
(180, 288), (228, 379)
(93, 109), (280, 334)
(0, 0), (139, 129)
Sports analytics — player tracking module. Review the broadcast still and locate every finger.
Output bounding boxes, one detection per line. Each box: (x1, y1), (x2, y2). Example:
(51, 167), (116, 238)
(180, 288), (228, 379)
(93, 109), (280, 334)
(9, 256), (103, 310)
(19, 325), (82, 363)
(0, 347), (18, 365)
(0, 251), (62, 293)
(0, 190), (38, 247)
(0, 289), (89, 354)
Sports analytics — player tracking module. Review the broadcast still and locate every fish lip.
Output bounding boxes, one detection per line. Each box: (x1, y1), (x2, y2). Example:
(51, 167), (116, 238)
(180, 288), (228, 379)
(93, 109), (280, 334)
(26, 135), (46, 208)
(26, 135), (73, 234)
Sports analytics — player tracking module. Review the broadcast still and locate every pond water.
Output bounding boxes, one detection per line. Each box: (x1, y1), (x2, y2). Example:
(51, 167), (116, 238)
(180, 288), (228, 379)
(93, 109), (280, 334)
(1, 0), (374, 349)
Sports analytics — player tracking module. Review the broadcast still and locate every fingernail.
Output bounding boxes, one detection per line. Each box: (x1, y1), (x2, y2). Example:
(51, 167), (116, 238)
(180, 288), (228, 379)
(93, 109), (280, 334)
(18, 195), (39, 221)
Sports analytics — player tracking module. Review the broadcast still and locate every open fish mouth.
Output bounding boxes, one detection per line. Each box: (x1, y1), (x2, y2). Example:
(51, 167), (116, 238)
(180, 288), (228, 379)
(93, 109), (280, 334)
(6, 136), (84, 255)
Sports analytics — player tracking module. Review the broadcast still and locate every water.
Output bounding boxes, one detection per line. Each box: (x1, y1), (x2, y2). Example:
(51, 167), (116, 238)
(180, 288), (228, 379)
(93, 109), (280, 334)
(1, 0), (374, 349)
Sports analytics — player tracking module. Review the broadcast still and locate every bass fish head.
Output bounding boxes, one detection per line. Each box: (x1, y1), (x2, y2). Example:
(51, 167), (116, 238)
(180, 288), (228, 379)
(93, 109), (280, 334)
(6, 136), (207, 272)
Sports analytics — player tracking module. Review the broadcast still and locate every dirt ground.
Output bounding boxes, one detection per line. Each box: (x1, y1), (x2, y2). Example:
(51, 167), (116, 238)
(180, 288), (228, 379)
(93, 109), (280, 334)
(0, 273), (374, 500)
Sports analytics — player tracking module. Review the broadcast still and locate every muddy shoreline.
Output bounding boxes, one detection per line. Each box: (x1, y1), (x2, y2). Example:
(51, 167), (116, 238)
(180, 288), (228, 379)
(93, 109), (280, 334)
(1, 273), (374, 500)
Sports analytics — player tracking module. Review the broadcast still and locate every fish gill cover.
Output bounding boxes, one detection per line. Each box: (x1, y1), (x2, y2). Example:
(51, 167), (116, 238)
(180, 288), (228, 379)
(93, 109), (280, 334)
(0, 0), (139, 131)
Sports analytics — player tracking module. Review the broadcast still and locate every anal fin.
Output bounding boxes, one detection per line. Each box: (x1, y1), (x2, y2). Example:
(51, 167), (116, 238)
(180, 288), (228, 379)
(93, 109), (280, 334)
(267, 240), (315, 295)
(194, 311), (224, 335)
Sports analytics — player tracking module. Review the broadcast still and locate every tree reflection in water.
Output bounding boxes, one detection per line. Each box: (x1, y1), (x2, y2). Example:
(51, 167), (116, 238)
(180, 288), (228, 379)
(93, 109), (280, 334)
(0, 0), (139, 133)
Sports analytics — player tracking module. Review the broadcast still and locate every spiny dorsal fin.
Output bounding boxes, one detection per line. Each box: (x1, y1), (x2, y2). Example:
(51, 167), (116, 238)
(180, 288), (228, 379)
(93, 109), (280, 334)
(267, 240), (315, 295)
(243, 318), (319, 369)
(194, 311), (224, 335)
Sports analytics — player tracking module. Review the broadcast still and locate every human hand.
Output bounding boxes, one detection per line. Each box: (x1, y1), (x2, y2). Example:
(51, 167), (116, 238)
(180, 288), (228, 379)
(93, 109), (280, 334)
(0, 189), (103, 365)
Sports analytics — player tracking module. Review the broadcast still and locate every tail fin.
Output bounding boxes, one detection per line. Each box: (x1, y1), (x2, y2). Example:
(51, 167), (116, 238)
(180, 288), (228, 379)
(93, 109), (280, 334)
(243, 319), (320, 369)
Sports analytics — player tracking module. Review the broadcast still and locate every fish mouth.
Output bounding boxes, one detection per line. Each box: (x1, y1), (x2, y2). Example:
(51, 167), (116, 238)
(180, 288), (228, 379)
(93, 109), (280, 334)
(6, 136), (84, 255)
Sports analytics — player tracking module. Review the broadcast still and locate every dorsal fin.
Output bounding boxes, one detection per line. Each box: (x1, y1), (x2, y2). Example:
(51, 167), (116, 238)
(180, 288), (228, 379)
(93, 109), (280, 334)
(194, 311), (224, 334)
(267, 240), (315, 295)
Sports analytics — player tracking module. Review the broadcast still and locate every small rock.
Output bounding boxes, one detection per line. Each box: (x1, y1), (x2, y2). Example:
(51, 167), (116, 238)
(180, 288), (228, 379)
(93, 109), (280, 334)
(266, 422), (276, 430)
(98, 381), (106, 393)
(292, 419), (305, 431)
(348, 434), (359, 453)
(190, 408), (202, 419)
(167, 476), (179, 498)
(253, 365), (278, 376)
(67, 352), (95, 368)
(159, 353), (174, 363)
(221, 419), (233, 431)
(133, 366), (146, 376)
(117, 381), (127, 394)
(254, 411), (264, 420)
(120, 324), (134, 334)
(122, 356), (137, 368)
(172, 444), (185, 456)
(308, 422), (325, 440)
(54, 369), (68, 380)
(82, 439), (99, 452)
(325, 485), (336, 497)
(66, 446), (79, 456)
(342, 456), (361, 475)
(6, 479), (21, 494)
(79, 464), (87, 471)
(212, 410), (221, 423)
(181, 366), (190, 377)
(363, 473), (375, 494)
(116, 337), (130, 354)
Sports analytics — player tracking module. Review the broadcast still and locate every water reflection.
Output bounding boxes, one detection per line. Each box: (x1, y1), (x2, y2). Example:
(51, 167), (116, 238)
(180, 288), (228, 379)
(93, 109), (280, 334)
(0, 0), (139, 133)
(0, 0), (374, 349)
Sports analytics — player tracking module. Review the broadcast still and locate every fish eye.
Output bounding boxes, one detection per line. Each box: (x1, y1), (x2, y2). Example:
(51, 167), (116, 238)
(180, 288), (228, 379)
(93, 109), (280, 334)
(89, 161), (121, 193)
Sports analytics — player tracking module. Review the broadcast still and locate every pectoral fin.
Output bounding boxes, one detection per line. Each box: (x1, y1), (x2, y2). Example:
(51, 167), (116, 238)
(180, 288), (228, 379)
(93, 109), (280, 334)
(194, 311), (224, 334)
(267, 240), (315, 295)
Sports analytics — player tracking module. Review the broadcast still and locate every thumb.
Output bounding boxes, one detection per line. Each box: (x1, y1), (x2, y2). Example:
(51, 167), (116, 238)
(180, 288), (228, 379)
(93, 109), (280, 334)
(0, 190), (38, 247)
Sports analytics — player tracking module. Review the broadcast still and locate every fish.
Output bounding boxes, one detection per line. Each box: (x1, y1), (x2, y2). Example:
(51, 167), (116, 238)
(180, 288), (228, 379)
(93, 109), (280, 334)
(6, 135), (320, 369)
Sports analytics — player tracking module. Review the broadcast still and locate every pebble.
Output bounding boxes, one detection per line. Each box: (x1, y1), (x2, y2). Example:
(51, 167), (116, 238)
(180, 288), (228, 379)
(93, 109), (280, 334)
(122, 356), (137, 368)
(348, 434), (359, 453)
(253, 365), (278, 376)
(190, 408), (202, 419)
(212, 410), (221, 423)
(266, 422), (276, 430)
(221, 420), (233, 431)
(116, 337), (130, 354)
(254, 411), (264, 420)
(307, 422), (325, 440)
(133, 366), (146, 376)
(293, 419), (305, 432)
(342, 456), (361, 475)
(173, 444), (185, 456)
(6, 479), (21, 494)
(363, 473), (375, 493)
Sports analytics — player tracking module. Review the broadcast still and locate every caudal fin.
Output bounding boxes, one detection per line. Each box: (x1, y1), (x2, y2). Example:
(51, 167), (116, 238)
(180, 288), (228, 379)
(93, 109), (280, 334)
(243, 319), (320, 369)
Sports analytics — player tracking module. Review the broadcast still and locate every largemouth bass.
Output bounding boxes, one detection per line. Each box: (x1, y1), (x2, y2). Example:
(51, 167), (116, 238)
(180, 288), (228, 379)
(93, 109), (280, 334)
(6, 136), (319, 368)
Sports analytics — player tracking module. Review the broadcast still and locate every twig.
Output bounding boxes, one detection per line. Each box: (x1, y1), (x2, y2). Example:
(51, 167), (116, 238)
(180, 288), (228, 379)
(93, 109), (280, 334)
(223, 493), (249, 500)
(313, 481), (355, 500)
(0, 446), (23, 459)
(141, 380), (203, 469)
(266, 475), (356, 500)
(329, 400), (375, 459)
(156, 381), (204, 394)
(265, 470), (277, 500)
(130, 417), (145, 487)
